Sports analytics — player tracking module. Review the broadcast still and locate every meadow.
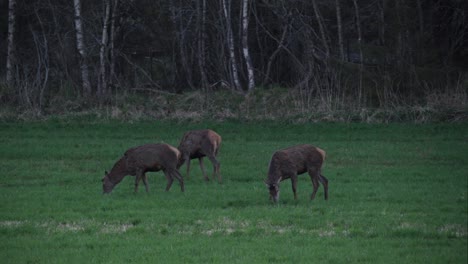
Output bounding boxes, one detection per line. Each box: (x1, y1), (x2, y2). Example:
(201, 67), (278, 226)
(0, 120), (466, 263)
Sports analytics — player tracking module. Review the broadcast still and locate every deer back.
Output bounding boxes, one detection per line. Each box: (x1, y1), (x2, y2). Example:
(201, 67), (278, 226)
(125, 143), (181, 173)
(282, 144), (324, 172)
(178, 129), (221, 157)
(266, 144), (324, 184)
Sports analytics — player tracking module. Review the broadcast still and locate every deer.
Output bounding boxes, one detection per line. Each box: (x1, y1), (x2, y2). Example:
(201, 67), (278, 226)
(177, 129), (222, 183)
(102, 143), (185, 194)
(264, 144), (328, 203)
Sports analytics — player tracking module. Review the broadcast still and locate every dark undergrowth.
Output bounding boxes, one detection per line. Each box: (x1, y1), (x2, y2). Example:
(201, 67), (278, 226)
(0, 88), (466, 123)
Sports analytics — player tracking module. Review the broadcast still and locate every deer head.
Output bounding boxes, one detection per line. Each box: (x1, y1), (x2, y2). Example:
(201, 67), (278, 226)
(102, 171), (114, 194)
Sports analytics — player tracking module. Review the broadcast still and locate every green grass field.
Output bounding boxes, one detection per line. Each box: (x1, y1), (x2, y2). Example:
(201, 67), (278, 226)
(0, 120), (467, 263)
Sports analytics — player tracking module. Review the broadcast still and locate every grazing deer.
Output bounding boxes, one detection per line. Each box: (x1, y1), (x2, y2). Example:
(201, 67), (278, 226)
(264, 144), (328, 202)
(177, 129), (222, 182)
(102, 143), (184, 194)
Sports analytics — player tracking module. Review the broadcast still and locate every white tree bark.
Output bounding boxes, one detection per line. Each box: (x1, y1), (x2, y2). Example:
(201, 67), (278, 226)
(98, 0), (111, 99)
(73, 0), (92, 97)
(222, 0), (242, 92)
(241, 0), (255, 92)
(6, 0), (17, 86)
(353, 0), (364, 105)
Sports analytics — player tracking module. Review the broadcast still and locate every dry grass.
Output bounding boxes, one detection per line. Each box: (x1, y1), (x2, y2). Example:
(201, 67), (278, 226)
(1, 87), (466, 123)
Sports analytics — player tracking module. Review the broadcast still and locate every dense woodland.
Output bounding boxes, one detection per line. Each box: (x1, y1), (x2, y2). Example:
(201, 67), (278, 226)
(1, 0), (467, 116)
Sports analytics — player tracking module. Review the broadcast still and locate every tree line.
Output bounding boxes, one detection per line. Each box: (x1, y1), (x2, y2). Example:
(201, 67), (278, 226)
(1, 0), (467, 111)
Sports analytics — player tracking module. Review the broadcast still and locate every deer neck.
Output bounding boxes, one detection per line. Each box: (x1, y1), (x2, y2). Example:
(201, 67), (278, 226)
(108, 157), (129, 185)
(266, 157), (282, 185)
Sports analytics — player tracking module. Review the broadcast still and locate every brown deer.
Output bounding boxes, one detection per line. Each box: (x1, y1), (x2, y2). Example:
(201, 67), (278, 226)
(264, 144), (328, 202)
(177, 129), (222, 182)
(102, 143), (184, 194)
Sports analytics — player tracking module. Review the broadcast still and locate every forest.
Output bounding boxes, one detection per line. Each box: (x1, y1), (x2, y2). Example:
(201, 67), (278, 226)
(1, 0), (467, 120)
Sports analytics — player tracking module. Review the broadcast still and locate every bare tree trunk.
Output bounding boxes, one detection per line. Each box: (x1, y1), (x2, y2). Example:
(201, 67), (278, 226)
(335, 0), (345, 61)
(197, 0), (208, 90)
(169, 1), (194, 90)
(353, 0), (364, 105)
(378, 0), (386, 46)
(311, 0), (329, 58)
(109, 0), (120, 87)
(415, 0), (424, 64)
(262, 24), (288, 86)
(395, 0), (404, 64)
(33, 9), (49, 110)
(416, 0), (424, 34)
(241, 0), (255, 92)
(73, 0), (92, 97)
(222, 0), (242, 92)
(6, 0), (17, 87)
(98, 0), (111, 100)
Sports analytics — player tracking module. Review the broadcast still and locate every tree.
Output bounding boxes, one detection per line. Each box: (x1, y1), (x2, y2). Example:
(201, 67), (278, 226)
(222, 0), (242, 92)
(1, 0), (465, 111)
(6, 0), (17, 87)
(73, 0), (92, 97)
(109, 0), (120, 87)
(98, 0), (111, 100)
(169, 0), (195, 90)
(311, 0), (329, 58)
(352, 0), (363, 105)
(241, 0), (255, 92)
(196, 0), (208, 90)
(335, 0), (345, 61)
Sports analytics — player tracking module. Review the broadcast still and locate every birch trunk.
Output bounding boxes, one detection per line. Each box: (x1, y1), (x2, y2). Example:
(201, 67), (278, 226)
(241, 0), (255, 92)
(222, 0), (242, 92)
(98, 0), (111, 99)
(73, 0), (92, 97)
(6, 0), (16, 87)
(353, 0), (364, 105)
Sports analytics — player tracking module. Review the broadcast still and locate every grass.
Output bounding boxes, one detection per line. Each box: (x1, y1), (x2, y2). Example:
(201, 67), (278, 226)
(0, 120), (467, 263)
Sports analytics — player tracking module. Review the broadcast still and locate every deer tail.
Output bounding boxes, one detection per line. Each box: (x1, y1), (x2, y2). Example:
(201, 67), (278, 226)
(316, 147), (326, 162)
(214, 137), (222, 155)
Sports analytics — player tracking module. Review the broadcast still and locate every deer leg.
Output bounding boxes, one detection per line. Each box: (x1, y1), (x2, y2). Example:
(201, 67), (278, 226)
(308, 168), (320, 200)
(169, 169), (185, 192)
(319, 173), (329, 200)
(142, 173), (149, 193)
(207, 155), (221, 183)
(185, 157), (191, 179)
(198, 157), (209, 181)
(163, 170), (174, 191)
(134, 169), (143, 193)
(290, 174), (298, 200)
